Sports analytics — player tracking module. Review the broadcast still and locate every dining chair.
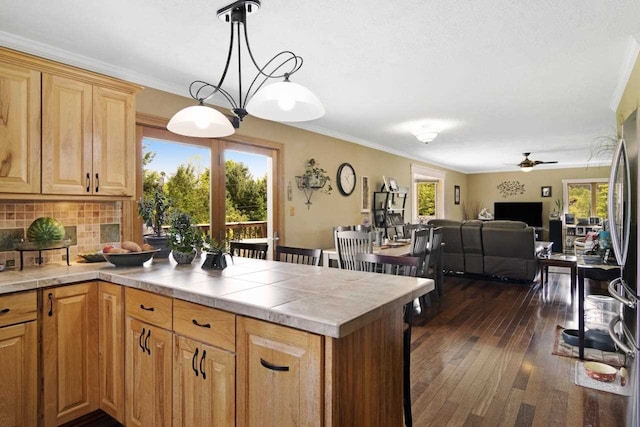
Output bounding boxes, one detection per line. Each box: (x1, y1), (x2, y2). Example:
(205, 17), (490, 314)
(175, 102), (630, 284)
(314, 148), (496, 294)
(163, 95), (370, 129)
(354, 253), (421, 427)
(424, 227), (444, 296)
(229, 241), (269, 260)
(274, 245), (323, 266)
(409, 227), (433, 266)
(403, 223), (428, 239)
(354, 224), (372, 233)
(334, 230), (373, 270)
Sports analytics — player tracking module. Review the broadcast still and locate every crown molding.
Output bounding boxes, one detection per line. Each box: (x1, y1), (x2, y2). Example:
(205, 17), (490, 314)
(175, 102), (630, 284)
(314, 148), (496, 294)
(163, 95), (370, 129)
(609, 35), (640, 113)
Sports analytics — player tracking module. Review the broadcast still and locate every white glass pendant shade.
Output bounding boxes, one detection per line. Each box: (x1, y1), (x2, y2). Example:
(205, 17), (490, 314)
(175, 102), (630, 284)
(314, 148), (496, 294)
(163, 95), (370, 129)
(521, 166), (533, 172)
(167, 105), (234, 138)
(247, 80), (325, 122)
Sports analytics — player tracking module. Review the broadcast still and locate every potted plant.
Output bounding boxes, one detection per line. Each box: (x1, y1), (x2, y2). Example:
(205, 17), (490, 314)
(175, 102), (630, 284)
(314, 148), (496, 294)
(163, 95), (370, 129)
(137, 178), (172, 258)
(167, 211), (202, 264)
(201, 234), (231, 270)
(300, 158), (332, 191)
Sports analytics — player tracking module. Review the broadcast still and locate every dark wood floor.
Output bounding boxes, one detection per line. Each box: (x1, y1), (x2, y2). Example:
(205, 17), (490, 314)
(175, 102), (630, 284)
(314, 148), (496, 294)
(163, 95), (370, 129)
(408, 271), (628, 426)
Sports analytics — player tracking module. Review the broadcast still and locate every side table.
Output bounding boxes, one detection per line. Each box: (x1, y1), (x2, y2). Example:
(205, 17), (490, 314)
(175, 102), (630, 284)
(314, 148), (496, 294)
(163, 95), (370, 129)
(538, 253), (577, 293)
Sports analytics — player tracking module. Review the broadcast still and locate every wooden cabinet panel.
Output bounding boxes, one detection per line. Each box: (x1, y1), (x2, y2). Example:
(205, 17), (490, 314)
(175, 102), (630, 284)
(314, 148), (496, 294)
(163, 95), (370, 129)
(173, 299), (236, 352)
(125, 317), (172, 427)
(0, 62), (40, 194)
(42, 73), (93, 195)
(0, 321), (37, 426)
(0, 290), (37, 328)
(173, 335), (235, 427)
(42, 282), (99, 426)
(93, 86), (135, 196)
(237, 317), (322, 427)
(125, 288), (173, 329)
(98, 282), (124, 422)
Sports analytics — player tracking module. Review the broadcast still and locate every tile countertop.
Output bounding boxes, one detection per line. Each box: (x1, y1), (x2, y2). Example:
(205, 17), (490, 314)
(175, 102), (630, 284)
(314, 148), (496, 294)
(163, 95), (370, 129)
(0, 257), (433, 339)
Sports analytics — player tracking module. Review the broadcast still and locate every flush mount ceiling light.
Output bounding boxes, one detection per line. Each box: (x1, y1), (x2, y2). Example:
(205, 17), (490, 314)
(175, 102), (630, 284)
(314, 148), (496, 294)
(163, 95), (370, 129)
(167, 0), (325, 138)
(414, 131), (439, 143)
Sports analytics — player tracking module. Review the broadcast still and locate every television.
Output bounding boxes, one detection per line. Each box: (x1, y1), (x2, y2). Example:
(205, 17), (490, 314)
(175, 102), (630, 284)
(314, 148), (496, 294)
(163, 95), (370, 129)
(493, 202), (543, 227)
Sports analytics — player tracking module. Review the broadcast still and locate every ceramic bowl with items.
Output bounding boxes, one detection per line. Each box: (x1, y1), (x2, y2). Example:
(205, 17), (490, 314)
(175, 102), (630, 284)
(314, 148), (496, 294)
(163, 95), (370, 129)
(102, 249), (160, 267)
(583, 361), (617, 383)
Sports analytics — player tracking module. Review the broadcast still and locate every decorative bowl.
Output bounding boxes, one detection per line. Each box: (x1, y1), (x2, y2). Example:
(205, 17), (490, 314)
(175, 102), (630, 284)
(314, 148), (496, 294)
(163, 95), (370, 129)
(78, 252), (106, 263)
(583, 361), (617, 382)
(102, 249), (160, 267)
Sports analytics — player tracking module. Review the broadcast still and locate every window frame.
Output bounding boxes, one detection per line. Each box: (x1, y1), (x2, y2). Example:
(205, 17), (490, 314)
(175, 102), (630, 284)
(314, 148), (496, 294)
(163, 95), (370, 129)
(562, 178), (609, 219)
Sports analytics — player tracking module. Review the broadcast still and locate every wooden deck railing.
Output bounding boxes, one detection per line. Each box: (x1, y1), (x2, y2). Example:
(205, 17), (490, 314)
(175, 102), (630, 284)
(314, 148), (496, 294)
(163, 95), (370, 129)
(160, 221), (267, 241)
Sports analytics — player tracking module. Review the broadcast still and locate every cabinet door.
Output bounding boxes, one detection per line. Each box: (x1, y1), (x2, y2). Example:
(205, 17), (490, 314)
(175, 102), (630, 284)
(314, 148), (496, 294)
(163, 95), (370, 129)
(93, 86), (135, 196)
(98, 282), (124, 422)
(42, 282), (99, 426)
(125, 318), (172, 427)
(173, 335), (235, 427)
(0, 321), (37, 426)
(237, 317), (322, 427)
(0, 62), (40, 194)
(42, 73), (93, 195)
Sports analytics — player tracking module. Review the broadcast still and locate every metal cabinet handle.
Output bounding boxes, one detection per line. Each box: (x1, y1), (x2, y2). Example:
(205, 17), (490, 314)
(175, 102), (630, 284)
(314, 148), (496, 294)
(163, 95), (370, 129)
(260, 358), (289, 372)
(86, 173), (91, 192)
(140, 304), (155, 312)
(144, 329), (151, 355)
(192, 319), (211, 329)
(0, 308), (10, 315)
(199, 350), (207, 379)
(95, 173), (99, 193)
(48, 293), (53, 316)
(608, 277), (637, 309)
(139, 327), (146, 352)
(608, 316), (637, 357)
(192, 347), (199, 377)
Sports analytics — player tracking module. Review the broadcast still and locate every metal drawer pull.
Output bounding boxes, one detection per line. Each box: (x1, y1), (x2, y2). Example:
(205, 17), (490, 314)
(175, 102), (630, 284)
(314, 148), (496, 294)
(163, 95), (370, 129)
(200, 350), (207, 379)
(0, 308), (10, 315)
(86, 173), (90, 192)
(144, 329), (151, 355)
(139, 328), (146, 352)
(608, 277), (637, 308)
(192, 319), (211, 329)
(48, 293), (53, 316)
(192, 347), (199, 377)
(139, 304), (155, 312)
(608, 316), (636, 357)
(260, 358), (289, 372)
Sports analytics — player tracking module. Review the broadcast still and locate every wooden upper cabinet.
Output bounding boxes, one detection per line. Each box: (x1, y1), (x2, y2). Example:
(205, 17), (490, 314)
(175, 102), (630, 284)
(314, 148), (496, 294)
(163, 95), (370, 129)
(42, 74), (93, 195)
(0, 62), (41, 194)
(93, 86), (135, 196)
(42, 74), (135, 196)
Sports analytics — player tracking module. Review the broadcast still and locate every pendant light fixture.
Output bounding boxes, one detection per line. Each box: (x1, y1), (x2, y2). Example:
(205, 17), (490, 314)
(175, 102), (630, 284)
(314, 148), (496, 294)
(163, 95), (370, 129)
(167, 0), (324, 138)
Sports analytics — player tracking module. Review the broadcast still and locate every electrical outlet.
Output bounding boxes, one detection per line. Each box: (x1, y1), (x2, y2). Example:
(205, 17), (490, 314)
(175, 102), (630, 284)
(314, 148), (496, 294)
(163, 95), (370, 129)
(5, 259), (15, 267)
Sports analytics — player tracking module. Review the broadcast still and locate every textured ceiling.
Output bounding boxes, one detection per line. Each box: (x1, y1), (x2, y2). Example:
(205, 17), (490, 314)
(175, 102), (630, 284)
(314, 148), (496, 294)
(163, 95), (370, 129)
(1, 0), (640, 173)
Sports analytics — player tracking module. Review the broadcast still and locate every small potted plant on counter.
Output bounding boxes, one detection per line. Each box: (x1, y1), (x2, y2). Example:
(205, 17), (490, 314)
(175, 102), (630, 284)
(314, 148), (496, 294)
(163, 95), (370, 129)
(137, 175), (172, 257)
(201, 233), (231, 270)
(167, 211), (203, 265)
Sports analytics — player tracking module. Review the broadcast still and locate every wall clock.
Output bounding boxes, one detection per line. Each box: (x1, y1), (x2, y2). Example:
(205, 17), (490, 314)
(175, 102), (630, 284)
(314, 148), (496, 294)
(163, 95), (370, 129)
(337, 162), (356, 196)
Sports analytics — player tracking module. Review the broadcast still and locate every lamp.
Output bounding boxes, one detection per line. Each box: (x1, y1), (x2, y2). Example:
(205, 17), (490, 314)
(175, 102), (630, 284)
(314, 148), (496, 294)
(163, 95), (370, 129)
(415, 132), (438, 143)
(167, 0), (324, 138)
(520, 166), (534, 172)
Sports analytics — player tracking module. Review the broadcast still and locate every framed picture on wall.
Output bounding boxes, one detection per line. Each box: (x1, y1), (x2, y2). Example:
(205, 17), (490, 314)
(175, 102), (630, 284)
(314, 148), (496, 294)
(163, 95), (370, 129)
(361, 176), (371, 213)
(388, 177), (399, 192)
(541, 186), (552, 197)
(454, 185), (460, 205)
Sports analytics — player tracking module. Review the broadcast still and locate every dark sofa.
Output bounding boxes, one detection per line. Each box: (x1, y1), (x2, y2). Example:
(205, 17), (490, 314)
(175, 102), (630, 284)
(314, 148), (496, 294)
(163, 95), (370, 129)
(428, 219), (543, 281)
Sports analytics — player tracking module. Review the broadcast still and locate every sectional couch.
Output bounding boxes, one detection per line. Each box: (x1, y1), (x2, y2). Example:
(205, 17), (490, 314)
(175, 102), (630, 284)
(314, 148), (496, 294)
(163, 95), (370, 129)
(427, 219), (544, 281)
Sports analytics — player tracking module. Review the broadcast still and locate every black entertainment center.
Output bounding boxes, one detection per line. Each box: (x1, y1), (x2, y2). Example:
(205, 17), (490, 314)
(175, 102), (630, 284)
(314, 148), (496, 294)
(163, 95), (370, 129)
(494, 202), (543, 227)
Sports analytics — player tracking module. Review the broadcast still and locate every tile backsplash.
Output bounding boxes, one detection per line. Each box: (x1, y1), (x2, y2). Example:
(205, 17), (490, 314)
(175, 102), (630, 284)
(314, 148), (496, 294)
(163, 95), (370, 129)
(0, 201), (122, 268)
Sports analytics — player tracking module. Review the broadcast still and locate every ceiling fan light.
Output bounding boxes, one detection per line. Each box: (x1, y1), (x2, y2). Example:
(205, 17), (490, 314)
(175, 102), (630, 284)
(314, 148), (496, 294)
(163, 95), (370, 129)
(247, 80), (325, 122)
(415, 132), (438, 143)
(167, 105), (235, 138)
(520, 166), (533, 172)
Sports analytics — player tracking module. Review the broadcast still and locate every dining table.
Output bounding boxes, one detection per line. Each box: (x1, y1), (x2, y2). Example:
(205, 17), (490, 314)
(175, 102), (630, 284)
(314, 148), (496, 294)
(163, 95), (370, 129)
(322, 240), (413, 268)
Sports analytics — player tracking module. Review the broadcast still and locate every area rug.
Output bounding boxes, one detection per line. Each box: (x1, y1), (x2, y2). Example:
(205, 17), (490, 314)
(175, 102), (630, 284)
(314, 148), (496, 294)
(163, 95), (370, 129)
(574, 361), (631, 396)
(552, 325), (626, 367)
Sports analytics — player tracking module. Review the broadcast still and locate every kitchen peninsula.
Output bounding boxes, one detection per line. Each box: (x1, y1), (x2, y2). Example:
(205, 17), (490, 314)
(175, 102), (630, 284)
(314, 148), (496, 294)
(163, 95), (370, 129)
(0, 257), (432, 426)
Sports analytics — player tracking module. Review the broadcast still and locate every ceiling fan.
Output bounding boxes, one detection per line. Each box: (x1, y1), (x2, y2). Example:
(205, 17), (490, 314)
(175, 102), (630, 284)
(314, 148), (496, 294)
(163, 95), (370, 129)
(517, 152), (558, 172)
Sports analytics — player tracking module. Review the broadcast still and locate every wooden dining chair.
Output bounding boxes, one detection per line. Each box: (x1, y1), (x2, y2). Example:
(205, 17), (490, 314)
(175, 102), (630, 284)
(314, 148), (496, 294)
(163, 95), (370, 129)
(424, 227), (444, 296)
(274, 245), (323, 266)
(403, 223), (428, 239)
(334, 230), (373, 270)
(409, 227), (433, 269)
(354, 253), (421, 427)
(229, 241), (269, 260)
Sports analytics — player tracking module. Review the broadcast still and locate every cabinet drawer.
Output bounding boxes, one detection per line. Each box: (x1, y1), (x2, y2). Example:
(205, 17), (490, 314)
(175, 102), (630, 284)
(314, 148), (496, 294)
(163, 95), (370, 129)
(173, 300), (235, 352)
(125, 288), (172, 329)
(0, 290), (37, 327)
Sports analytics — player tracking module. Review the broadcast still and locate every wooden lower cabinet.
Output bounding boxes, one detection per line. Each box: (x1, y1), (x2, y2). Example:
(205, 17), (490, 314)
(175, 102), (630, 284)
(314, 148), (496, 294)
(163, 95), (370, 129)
(125, 317), (172, 427)
(42, 282), (99, 426)
(0, 321), (37, 426)
(237, 317), (323, 427)
(98, 282), (125, 423)
(173, 335), (235, 427)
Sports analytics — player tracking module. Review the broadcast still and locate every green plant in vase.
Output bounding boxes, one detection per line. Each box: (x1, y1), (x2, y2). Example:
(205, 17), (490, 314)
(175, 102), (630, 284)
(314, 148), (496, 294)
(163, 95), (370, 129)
(167, 211), (202, 265)
(201, 233), (232, 270)
(137, 175), (172, 257)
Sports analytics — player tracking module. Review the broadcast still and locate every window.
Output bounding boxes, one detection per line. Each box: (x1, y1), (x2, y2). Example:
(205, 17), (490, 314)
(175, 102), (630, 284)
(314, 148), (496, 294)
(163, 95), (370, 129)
(411, 165), (445, 221)
(417, 181), (437, 222)
(564, 179), (608, 219)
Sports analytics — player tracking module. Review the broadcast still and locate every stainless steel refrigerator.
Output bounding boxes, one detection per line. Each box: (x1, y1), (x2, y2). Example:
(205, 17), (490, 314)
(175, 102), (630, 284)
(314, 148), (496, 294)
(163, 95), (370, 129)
(607, 110), (638, 427)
